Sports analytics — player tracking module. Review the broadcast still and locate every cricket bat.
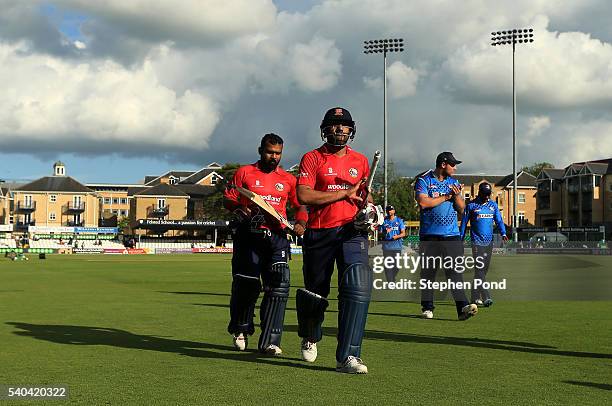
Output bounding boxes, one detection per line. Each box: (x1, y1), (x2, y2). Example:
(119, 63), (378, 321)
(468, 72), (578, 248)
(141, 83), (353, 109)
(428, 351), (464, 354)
(231, 185), (295, 231)
(361, 150), (381, 209)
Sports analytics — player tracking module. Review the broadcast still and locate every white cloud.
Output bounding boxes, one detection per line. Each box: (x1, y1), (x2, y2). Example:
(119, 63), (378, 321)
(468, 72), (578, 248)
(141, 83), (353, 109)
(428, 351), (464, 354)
(289, 37), (341, 92)
(1, 0), (611, 173)
(522, 115), (551, 146)
(56, 0), (278, 44)
(440, 15), (612, 110)
(387, 61), (419, 99)
(0, 42), (219, 152)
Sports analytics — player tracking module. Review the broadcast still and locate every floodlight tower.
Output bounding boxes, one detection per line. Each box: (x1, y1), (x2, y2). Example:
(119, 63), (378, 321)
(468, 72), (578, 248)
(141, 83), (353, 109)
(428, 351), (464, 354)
(363, 38), (404, 209)
(491, 28), (535, 242)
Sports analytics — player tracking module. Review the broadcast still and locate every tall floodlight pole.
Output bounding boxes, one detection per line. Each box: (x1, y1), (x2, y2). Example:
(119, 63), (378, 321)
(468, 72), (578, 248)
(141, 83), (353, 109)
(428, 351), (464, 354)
(491, 28), (534, 243)
(364, 38), (404, 209)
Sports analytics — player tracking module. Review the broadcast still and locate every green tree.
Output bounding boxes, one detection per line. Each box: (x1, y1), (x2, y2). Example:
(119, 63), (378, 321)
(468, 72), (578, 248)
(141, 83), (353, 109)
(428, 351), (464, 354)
(521, 162), (554, 177)
(199, 163), (241, 220)
(117, 216), (130, 234)
(370, 161), (419, 221)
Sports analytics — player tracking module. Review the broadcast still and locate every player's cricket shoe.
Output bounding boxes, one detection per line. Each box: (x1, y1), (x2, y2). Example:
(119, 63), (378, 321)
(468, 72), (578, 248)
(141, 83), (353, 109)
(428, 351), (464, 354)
(483, 299), (493, 307)
(262, 344), (282, 356)
(474, 299), (484, 306)
(422, 310), (434, 319)
(300, 339), (317, 362)
(459, 304), (478, 321)
(336, 356), (368, 374)
(232, 333), (247, 351)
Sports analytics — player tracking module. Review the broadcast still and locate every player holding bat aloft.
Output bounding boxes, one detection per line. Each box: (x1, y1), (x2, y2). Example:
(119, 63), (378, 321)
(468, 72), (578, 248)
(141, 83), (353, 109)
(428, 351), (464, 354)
(223, 133), (308, 356)
(295, 107), (383, 374)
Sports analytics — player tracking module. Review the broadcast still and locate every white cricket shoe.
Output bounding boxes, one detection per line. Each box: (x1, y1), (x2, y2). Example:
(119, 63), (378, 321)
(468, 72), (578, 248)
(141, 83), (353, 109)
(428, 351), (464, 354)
(232, 333), (247, 351)
(459, 304), (478, 321)
(474, 299), (484, 306)
(262, 344), (282, 356)
(336, 356), (368, 374)
(422, 310), (434, 319)
(300, 339), (317, 362)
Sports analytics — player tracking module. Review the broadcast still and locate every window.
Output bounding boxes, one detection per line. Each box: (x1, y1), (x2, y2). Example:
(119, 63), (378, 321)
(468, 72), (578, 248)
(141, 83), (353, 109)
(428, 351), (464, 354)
(104, 197), (111, 204)
(211, 176), (218, 185)
(120, 210), (128, 217)
(112, 198), (120, 204)
(120, 198), (128, 205)
(169, 176), (178, 185)
(49, 213), (56, 221)
(157, 198), (166, 209)
(464, 192), (470, 199)
(50, 195), (57, 203)
(518, 193), (526, 204)
(112, 209), (119, 215)
(518, 211), (526, 224)
(9, 215), (13, 224)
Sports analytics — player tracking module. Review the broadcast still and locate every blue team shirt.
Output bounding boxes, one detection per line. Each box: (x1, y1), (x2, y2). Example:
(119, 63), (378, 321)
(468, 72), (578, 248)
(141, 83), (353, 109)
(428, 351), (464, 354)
(380, 216), (405, 251)
(415, 171), (461, 237)
(460, 198), (507, 246)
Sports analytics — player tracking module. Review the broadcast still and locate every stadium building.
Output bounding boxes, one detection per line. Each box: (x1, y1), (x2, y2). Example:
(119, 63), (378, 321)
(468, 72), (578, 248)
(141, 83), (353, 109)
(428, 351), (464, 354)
(535, 158), (612, 230)
(11, 162), (100, 232)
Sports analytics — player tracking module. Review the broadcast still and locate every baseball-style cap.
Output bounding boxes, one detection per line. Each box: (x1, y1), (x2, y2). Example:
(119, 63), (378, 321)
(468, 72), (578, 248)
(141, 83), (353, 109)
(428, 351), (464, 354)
(478, 182), (493, 196)
(436, 151), (462, 166)
(386, 205), (395, 211)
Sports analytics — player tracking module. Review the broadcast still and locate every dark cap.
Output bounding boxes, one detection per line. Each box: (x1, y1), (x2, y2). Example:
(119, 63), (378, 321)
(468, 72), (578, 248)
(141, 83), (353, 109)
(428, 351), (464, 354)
(385, 205), (395, 211)
(320, 107), (355, 129)
(436, 151), (462, 167)
(478, 182), (492, 196)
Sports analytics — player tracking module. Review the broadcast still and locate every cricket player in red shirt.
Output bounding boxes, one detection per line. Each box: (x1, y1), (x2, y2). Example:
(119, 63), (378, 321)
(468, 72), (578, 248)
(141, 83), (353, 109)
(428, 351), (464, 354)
(224, 133), (307, 355)
(296, 107), (374, 374)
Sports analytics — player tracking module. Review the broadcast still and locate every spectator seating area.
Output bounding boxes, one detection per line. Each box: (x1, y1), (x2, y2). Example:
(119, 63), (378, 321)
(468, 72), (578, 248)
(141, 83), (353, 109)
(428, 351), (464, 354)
(0, 238), (17, 248)
(28, 239), (125, 249)
(136, 240), (219, 249)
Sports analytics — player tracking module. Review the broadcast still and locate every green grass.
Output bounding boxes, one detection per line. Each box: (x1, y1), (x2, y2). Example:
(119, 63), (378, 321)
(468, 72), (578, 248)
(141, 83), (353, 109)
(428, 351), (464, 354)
(0, 254), (610, 405)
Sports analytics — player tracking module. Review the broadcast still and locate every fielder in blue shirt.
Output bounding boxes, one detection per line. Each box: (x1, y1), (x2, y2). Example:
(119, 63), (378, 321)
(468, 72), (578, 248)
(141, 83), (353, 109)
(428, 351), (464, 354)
(379, 205), (406, 282)
(415, 152), (477, 321)
(460, 182), (508, 307)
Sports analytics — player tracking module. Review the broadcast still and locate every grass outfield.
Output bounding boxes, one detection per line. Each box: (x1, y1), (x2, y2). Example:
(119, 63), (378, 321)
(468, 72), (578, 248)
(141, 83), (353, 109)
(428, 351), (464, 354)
(0, 254), (610, 405)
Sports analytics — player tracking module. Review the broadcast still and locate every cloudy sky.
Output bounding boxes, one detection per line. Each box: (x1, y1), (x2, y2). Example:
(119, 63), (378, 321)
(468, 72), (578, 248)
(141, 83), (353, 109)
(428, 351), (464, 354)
(1, 0), (611, 184)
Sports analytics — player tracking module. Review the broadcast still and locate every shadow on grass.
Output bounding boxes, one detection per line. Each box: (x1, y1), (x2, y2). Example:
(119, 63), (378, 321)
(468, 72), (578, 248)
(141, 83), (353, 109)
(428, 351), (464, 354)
(189, 300), (612, 359)
(192, 302), (458, 322)
(290, 325), (611, 360)
(6, 322), (334, 372)
(562, 381), (612, 391)
(161, 290), (455, 307)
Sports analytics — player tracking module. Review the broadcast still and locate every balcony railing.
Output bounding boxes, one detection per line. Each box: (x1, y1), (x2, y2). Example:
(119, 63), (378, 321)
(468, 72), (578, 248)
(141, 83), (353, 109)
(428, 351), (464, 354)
(66, 221), (84, 227)
(64, 202), (86, 213)
(16, 201), (37, 211)
(15, 221), (35, 230)
(148, 205), (169, 218)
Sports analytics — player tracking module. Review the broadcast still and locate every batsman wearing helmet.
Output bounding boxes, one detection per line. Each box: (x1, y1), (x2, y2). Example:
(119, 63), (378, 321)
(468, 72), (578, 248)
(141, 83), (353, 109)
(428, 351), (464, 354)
(296, 107), (377, 374)
(223, 133), (308, 355)
(460, 182), (508, 307)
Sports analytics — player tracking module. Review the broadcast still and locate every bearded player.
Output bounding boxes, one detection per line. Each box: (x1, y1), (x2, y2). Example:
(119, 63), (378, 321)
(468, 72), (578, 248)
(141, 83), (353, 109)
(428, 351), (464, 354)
(224, 133), (307, 355)
(296, 107), (379, 374)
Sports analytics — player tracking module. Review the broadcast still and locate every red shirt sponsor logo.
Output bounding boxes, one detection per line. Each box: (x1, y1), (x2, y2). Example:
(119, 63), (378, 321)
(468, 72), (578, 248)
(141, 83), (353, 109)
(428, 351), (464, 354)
(224, 162), (305, 229)
(298, 145), (369, 228)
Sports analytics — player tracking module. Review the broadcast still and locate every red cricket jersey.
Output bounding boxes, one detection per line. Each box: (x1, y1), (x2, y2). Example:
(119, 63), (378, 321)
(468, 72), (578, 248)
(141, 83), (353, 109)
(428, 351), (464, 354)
(224, 162), (307, 230)
(297, 145), (370, 229)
